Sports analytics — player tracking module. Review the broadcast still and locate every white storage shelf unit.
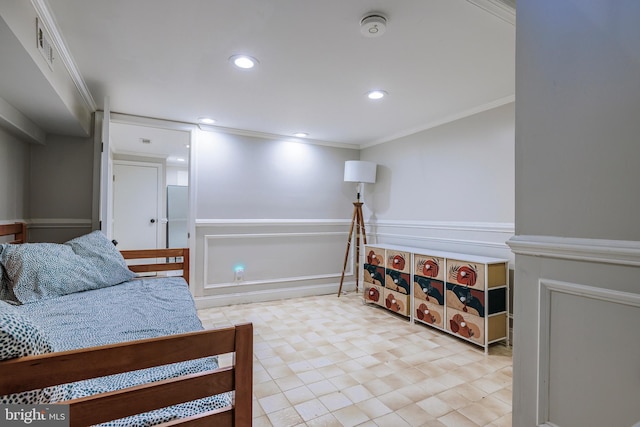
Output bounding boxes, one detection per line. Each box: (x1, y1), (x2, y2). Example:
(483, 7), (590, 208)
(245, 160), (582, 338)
(362, 243), (509, 353)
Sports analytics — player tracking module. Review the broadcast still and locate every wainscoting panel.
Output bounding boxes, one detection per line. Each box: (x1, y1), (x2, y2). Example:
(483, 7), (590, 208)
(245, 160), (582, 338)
(203, 231), (350, 288)
(194, 220), (354, 307)
(537, 279), (640, 427)
(509, 235), (640, 427)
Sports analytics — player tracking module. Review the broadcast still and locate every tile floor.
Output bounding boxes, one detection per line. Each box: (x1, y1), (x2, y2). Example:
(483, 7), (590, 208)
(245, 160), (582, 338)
(197, 292), (512, 427)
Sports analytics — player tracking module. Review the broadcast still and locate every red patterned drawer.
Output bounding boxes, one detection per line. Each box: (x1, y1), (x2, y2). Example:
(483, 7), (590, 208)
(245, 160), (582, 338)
(386, 250), (410, 273)
(414, 254), (444, 281)
(383, 288), (410, 317)
(446, 307), (484, 345)
(364, 283), (384, 307)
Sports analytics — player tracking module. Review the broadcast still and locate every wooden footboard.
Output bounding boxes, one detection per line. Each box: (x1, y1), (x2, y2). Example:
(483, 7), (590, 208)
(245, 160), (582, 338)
(0, 323), (253, 427)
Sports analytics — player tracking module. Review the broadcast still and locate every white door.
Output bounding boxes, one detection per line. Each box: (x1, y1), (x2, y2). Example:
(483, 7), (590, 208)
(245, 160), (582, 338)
(112, 162), (162, 250)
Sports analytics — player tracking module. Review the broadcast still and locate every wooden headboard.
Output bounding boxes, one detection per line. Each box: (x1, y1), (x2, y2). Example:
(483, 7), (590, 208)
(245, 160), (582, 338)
(0, 223), (190, 284)
(0, 222), (27, 243)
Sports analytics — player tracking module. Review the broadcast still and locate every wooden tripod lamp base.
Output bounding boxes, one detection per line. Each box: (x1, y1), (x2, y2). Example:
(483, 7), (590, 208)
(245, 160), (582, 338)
(337, 201), (368, 297)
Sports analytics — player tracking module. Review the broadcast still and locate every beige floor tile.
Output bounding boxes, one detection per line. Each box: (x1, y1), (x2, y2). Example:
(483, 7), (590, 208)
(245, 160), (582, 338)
(356, 397), (394, 419)
(416, 395), (454, 418)
(396, 402), (438, 425)
(437, 411), (481, 427)
(373, 411), (413, 426)
(307, 379), (339, 397)
(294, 398), (330, 421)
(266, 406), (305, 427)
(331, 404), (370, 427)
(276, 374), (306, 392)
(260, 392), (293, 414)
(253, 414), (274, 427)
(284, 385), (317, 406)
(377, 390), (414, 411)
(305, 413), (343, 427)
(318, 390), (353, 412)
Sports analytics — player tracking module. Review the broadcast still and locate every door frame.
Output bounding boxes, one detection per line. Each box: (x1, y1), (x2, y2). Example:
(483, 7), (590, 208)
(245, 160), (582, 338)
(95, 113), (196, 288)
(112, 160), (164, 249)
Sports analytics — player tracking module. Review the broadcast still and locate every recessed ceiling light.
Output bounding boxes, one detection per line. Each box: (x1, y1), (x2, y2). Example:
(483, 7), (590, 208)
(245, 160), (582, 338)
(293, 132), (309, 138)
(367, 90), (388, 100)
(176, 158), (185, 162)
(229, 54), (259, 69)
(198, 117), (215, 124)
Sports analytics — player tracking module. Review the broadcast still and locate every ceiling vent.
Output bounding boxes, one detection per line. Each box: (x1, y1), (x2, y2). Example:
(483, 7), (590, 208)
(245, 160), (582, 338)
(36, 18), (54, 69)
(140, 138), (151, 144)
(360, 14), (387, 38)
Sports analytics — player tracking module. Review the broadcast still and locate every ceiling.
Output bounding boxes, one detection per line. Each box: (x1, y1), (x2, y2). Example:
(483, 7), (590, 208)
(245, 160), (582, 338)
(39, 0), (514, 152)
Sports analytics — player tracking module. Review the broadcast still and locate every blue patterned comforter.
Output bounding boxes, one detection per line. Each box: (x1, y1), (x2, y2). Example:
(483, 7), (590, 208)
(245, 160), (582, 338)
(15, 277), (231, 426)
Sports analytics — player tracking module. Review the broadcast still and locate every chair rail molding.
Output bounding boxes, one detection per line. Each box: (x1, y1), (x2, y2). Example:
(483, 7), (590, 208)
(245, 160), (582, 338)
(507, 235), (640, 266)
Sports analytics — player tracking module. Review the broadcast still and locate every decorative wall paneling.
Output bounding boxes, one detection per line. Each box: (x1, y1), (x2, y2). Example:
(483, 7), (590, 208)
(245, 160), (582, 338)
(509, 235), (640, 427)
(194, 219), (353, 308)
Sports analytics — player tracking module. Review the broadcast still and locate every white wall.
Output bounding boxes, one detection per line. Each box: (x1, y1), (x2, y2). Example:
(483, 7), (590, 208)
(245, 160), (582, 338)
(0, 127), (29, 222)
(361, 103), (515, 260)
(192, 129), (360, 306)
(511, 1), (640, 426)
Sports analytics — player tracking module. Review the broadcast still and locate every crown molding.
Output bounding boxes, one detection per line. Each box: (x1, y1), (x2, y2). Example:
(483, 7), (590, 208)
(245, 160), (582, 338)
(32, 0), (97, 112)
(361, 95), (515, 148)
(466, 0), (516, 25)
(197, 124), (361, 150)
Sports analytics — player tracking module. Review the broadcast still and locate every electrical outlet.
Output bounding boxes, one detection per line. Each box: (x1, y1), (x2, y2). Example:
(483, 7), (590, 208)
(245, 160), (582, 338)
(234, 267), (244, 282)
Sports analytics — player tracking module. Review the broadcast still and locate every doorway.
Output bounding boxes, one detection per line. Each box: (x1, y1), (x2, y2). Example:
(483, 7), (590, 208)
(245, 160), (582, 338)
(107, 116), (192, 250)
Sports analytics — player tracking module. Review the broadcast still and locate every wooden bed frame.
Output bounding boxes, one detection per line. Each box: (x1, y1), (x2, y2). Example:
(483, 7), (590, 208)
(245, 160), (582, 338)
(0, 223), (253, 427)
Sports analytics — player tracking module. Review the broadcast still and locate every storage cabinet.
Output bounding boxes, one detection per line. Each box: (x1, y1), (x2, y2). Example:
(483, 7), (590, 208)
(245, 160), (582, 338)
(361, 244), (509, 353)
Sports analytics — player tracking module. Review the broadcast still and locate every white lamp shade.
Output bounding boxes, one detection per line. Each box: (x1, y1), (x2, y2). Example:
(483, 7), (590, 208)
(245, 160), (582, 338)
(344, 161), (377, 184)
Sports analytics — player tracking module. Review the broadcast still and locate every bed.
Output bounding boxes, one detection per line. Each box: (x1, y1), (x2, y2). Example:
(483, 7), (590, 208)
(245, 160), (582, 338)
(0, 222), (252, 427)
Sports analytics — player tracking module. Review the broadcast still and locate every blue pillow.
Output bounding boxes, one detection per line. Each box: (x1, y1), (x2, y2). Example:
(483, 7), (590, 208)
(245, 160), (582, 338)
(0, 231), (136, 304)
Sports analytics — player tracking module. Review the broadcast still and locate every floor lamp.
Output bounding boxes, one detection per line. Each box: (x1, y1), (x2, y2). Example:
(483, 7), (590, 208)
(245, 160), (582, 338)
(338, 160), (377, 297)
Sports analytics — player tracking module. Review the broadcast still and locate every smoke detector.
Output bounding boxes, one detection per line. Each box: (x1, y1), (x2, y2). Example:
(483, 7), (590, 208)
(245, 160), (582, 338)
(360, 14), (387, 38)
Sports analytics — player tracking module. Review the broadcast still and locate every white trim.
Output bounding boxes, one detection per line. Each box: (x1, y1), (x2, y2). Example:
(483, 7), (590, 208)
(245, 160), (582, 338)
(375, 232), (510, 250)
(196, 218), (351, 227)
(466, 0), (516, 25)
(205, 231), (346, 240)
(110, 113), (197, 132)
(205, 272), (347, 290)
(32, 0), (97, 111)
(195, 282), (355, 309)
(373, 219), (514, 234)
(197, 124), (360, 150)
(508, 235), (640, 267)
(361, 95), (515, 148)
(27, 218), (92, 229)
(195, 218), (513, 233)
(537, 279), (640, 426)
